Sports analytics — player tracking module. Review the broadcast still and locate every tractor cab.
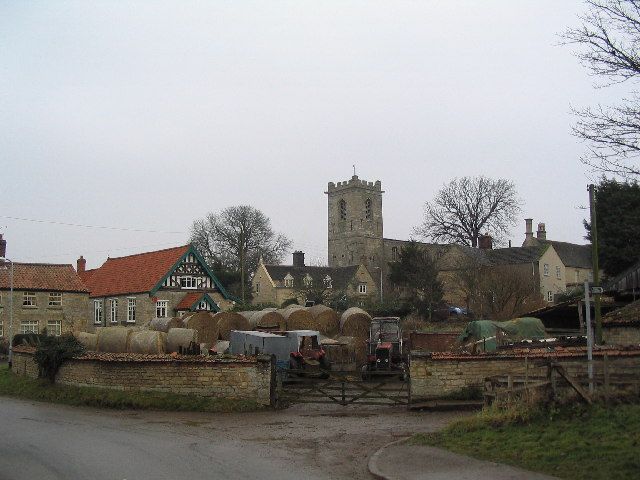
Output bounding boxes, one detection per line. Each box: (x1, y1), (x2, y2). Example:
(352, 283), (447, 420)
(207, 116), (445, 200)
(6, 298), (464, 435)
(363, 317), (406, 377)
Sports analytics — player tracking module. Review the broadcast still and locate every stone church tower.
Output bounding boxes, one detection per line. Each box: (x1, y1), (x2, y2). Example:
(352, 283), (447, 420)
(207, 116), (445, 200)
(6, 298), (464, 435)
(326, 175), (384, 272)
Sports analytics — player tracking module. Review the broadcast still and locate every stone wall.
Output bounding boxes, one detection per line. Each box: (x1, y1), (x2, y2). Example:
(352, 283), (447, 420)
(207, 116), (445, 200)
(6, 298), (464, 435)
(11, 350), (274, 406)
(603, 324), (640, 347)
(410, 348), (640, 401)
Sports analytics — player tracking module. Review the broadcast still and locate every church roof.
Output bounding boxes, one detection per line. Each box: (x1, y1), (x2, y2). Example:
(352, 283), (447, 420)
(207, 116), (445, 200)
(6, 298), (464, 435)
(264, 264), (361, 290)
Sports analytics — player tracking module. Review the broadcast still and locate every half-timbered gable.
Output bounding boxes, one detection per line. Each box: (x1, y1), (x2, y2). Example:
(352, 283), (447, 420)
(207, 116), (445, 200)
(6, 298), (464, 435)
(159, 251), (216, 291)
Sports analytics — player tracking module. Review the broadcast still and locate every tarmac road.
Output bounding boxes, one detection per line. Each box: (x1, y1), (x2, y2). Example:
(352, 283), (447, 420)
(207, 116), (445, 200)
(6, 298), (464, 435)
(0, 397), (327, 480)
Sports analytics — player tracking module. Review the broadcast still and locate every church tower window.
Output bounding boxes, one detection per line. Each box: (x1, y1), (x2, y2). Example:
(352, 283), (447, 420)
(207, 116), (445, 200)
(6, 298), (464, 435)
(365, 198), (372, 219)
(339, 199), (347, 220)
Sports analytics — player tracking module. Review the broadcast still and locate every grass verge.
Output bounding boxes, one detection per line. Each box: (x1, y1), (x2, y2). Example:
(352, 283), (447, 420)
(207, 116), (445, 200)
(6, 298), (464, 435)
(0, 364), (264, 413)
(411, 402), (640, 480)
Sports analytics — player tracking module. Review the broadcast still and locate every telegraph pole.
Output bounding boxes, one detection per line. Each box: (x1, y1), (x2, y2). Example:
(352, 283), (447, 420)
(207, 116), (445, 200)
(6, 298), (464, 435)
(588, 184), (602, 344)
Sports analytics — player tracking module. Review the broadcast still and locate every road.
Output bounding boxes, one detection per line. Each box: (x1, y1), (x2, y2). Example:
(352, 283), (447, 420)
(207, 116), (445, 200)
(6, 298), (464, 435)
(0, 397), (457, 480)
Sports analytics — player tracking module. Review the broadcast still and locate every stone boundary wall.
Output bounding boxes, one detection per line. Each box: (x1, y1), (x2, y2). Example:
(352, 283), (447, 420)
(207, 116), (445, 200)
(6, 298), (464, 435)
(603, 324), (640, 347)
(410, 347), (640, 401)
(11, 349), (274, 406)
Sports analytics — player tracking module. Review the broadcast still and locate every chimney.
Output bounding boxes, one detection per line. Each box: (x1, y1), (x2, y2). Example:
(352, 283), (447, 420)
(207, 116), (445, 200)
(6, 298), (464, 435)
(0, 234), (6, 258)
(536, 222), (547, 241)
(525, 218), (533, 241)
(292, 251), (305, 267)
(77, 255), (86, 273)
(478, 234), (493, 250)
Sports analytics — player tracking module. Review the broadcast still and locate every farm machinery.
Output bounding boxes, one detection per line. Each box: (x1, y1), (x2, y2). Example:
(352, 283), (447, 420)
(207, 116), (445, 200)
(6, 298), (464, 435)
(361, 317), (407, 379)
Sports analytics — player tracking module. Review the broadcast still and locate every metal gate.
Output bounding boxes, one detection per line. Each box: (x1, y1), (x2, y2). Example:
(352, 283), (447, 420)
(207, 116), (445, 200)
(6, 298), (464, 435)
(277, 369), (409, 406)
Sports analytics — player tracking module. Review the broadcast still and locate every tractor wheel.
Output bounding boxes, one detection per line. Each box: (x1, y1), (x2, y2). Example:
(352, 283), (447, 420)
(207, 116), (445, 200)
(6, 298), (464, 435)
(289, 357), (302, 373)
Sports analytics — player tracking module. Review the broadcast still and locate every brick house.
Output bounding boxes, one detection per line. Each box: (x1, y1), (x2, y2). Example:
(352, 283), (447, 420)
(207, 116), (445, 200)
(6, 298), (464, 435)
(251, 251), (378, 307)
(0, 235), (89, 339)
(79, 244), (235, 331)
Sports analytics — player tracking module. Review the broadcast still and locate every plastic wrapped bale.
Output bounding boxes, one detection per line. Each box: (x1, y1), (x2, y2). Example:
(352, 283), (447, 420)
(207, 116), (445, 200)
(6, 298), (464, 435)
(339, 307), (372, 338)
(250, 310), (286, 330)
(183, 312), (219, 345)
(213, 312), (250, 340)
(166, 328), (198, 353)
(96, 327), (135, 353)
(76, 332), (98, 351)
(128, 330), (167, 354)
(148, 317), (183, 333)
(308, 304), (339, 336)
(278, 305), (316, 330)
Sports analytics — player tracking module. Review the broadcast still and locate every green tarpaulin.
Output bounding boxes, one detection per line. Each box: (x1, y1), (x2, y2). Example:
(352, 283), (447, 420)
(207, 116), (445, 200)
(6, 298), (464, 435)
(457, 317), (546, 352)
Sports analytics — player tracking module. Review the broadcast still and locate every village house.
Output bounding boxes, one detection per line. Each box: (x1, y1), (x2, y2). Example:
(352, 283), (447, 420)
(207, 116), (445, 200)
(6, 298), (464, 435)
(79, 244), (235, 331)
(0, 234), (89, 339)
(251, 251), (378, 307)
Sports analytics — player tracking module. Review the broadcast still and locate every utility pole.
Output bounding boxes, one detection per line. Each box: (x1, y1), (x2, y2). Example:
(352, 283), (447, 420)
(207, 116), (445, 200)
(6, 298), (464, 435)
(588, 184), (602, 343)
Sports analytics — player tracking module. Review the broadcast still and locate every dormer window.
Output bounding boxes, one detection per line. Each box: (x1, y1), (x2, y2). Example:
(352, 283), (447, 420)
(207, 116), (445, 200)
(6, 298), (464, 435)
(339, 199), (347, 220)
(284, 274), (294, 288)
(304, 274), (313, 287)
(324, 275), (332, 289)
(365, 198), (372, 219)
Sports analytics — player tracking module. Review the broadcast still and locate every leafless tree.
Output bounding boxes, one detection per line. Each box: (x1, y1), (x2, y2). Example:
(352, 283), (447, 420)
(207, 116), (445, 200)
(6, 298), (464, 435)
(414, 176), (521, 247)
(190, 206), (291, 303)
(563, 0), (640, 177)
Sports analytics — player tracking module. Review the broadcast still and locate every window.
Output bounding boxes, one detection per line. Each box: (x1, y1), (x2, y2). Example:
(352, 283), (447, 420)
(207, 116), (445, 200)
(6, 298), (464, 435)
(109, 299), (118, 323)
(392, 246), (398, 261)
(20, 320), (38, 334)
(94, 300), (103, 324)
(358, 283), (367, 294)
(547, 291), (554, 302)
(323, 275), (332, 289)
(339, 199), (347, 220)
(543, 264), (549, 276)
(47, 320), (61, 337)
(365, 198), (372, 219)
(48, 292), (62, 307)
(255, 282), (260, 293)
(180, 276), (197, 289)
(284, 275), (294, 288)
(197, 300), (209, 310)
(0, 321), (3, 337)
(303, 274), (313, 287)
(127, 297), (136, 323)
(156, 300), (168, 318)
(556, 266), (561, 279)
(23, 292), (36, 307)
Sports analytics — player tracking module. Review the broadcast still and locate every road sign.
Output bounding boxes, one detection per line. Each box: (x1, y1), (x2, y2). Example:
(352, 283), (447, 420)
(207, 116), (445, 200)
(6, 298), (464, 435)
(590, 286), (603, 294)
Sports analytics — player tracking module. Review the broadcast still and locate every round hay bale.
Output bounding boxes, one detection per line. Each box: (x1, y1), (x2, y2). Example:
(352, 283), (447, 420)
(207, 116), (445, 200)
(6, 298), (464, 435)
(96, 327), (135, 353)
(149, 317), (183, 333)
(250, 310), (286, 330)
(339, 307), (372, 338)
(183, 312), (219, 345)
(166, 328), (198, 353)
(76, 332), (98, 351)
(278, 305), (316, 331)
(239, 310), (258, 323)
(308, 304), (339, 336)
(128, 330), (167, 354)
(213, 312), (250, 340)
(336, 335), (368, 366)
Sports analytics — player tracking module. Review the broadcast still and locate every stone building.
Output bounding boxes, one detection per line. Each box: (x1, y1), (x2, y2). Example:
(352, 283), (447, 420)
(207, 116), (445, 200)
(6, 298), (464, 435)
(79, 244), (235, 331)
(0, 235), (89, 339)
(326, 175), (574, 306)
(251, 251), (378, 307)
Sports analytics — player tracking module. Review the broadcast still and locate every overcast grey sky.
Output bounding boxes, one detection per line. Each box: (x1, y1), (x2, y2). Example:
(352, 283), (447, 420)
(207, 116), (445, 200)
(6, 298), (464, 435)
(0, 1), (625, 268)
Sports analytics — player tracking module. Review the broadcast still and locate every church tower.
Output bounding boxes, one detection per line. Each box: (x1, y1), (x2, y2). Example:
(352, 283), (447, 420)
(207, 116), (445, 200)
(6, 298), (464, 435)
(326, 175), (384, 270)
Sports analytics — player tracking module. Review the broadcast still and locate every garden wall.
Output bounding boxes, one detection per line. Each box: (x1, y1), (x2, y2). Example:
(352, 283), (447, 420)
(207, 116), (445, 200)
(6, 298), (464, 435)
(410, 346), (640, 401)
(11, 349), (274, 406)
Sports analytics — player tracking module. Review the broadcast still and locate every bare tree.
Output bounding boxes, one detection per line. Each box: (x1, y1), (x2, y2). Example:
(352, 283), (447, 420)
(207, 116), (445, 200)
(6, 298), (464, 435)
(563, 0), (640, 177)
(190, 206), (292, 303)
(415, 176), (521, 247)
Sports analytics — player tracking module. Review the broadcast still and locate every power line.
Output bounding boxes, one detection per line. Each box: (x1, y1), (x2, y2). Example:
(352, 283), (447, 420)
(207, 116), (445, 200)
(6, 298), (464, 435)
(0, 215), (186, 235)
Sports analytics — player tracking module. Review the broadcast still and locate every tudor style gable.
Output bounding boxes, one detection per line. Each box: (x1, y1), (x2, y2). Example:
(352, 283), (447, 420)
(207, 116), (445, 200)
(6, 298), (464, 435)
(159, 251), (216, 291)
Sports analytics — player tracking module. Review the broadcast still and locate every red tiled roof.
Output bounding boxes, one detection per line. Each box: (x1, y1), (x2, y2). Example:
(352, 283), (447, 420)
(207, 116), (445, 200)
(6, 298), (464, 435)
(83, 245), (190, 298)
(603, 299), (640, 326)
(78, 268), (97, 287)
(176, 292), (204, 310)
(0, 263), (88, 293)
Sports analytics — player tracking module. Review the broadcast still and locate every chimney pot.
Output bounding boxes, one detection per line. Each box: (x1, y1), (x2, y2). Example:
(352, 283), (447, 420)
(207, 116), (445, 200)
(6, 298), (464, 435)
(0, 234), (6, 259)
(77, 255), (86, 273)
(536, 222), (547, 240)
(292, 251), (305, 267)
(478, 234), (493, 250)
(525, 218), (533, 240)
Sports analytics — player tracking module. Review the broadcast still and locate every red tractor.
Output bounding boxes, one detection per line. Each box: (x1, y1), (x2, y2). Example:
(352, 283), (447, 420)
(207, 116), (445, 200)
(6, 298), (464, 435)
(361, 317), (406, 379)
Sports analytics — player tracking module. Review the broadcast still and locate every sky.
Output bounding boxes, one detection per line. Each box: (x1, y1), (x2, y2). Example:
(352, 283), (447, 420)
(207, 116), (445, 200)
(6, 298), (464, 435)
(0, 1), (627, 269)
